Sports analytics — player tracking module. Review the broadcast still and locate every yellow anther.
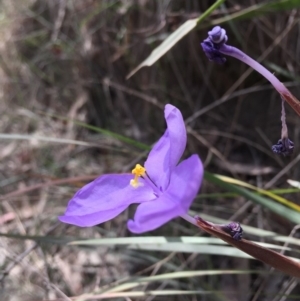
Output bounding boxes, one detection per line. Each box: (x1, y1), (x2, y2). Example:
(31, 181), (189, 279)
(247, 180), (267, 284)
(132, 164), (146, 176)
(130, 164), (146, 188)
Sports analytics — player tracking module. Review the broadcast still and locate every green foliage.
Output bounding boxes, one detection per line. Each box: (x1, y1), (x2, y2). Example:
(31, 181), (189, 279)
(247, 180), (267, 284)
(205, 172), (300, 224)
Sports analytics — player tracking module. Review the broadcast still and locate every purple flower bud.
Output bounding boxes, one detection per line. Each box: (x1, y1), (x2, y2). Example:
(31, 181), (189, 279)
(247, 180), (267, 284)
(201, 39), (226, 64)
(220, 222), (243, 241)
(272, 138), (294, 156)
(208, 26), (228, 45)
(201, 26), (289, 95)
(271, 98), (294, 156)
(195, 216), (243, 241)
(201, 26), (228, 64)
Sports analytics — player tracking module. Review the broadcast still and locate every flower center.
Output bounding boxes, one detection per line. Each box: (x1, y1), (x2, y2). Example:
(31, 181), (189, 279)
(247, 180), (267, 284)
(130, 164), (146, 188)
(130, 164), (161, 196)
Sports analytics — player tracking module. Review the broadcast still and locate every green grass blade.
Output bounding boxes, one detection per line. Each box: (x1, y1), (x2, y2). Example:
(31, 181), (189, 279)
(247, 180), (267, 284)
(77, 290), (226, 299)
(207, 0), (300, 26)
(41, 111), (150, 150)
(98, 270), (263, 295)
(68, 237), (292, 253)
(3, 233), (296, 253)
(216, 174), (300, 212)
(204, 172), (300, 224)
(0, 133), (93, 146)
(0, 232), (71, 244)
(126, 0), (225, 78)
(288, 179), (300, 189)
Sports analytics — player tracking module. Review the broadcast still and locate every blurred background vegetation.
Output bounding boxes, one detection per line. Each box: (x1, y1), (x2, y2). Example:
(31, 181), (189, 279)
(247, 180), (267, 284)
(1, 0), (300, 300)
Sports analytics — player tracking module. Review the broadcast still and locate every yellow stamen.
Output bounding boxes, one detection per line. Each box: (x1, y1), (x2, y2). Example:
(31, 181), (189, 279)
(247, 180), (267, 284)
(130, 164), (146, 188)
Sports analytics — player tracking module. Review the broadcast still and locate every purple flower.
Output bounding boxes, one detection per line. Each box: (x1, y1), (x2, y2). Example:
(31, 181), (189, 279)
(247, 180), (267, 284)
(59, 104), (203, 233)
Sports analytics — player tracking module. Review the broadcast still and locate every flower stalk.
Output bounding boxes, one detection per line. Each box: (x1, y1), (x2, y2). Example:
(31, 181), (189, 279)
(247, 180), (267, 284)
(201, 26), (296, 155)
(201, 26), (300, 117)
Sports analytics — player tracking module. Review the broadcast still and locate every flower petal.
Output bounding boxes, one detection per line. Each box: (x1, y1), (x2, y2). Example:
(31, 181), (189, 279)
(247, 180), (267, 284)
(59, 206), (128, 227)
(127, 155), (203, 233)
(59, 174), (155, 227)
(144, 104), (186, 191)
(164, 104), (187, 168)
(127, 195), (185, 233)
(165, 154), (203, 212)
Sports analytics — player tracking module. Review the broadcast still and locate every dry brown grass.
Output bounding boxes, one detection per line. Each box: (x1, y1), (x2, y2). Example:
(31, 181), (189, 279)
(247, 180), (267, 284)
(1, 1), (300, 300)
